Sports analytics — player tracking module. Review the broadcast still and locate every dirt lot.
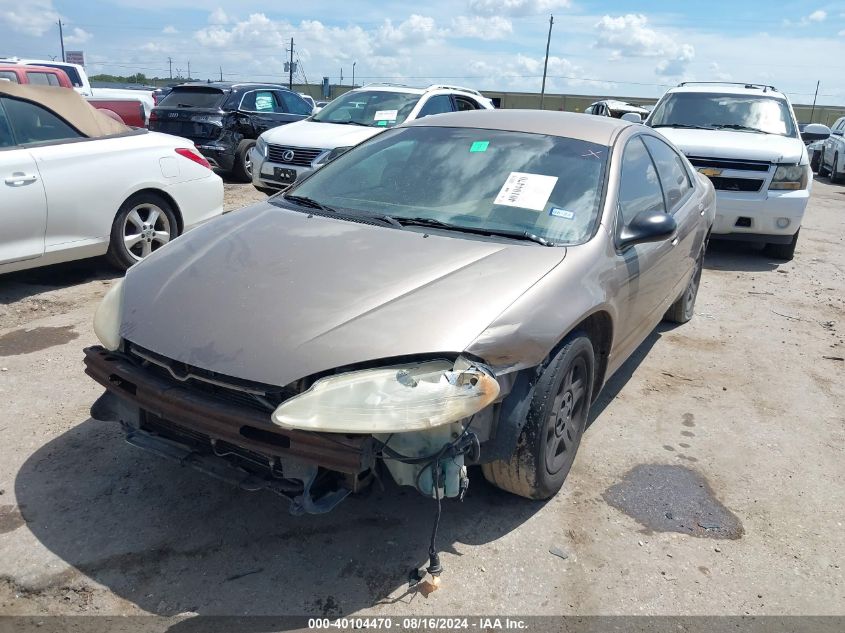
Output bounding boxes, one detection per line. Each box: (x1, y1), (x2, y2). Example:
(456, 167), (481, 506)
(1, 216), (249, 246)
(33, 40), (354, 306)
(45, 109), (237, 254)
(0, 178), (843, 619)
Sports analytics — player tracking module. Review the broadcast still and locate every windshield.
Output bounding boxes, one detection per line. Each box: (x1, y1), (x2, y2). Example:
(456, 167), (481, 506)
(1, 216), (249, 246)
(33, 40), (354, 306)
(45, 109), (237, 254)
(158, 87), (226, 109)
(278, 126), (609, 245)
(649, 92), (796, 137)
(311, 90), (420, 127)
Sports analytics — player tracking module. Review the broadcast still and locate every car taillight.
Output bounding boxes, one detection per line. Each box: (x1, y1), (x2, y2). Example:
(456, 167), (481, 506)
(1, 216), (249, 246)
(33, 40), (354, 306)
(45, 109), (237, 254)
(149, 110), (159, 122)
(175, 147), (211, 170)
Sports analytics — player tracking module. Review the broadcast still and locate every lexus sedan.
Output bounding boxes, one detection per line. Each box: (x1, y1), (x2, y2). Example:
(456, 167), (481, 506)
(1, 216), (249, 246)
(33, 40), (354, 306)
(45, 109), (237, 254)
(86, 110), (714, 516)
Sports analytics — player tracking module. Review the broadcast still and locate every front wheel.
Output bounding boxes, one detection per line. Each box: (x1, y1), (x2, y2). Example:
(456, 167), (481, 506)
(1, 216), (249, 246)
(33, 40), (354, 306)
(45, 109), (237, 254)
(482, 334), (595, 500)
(765, 229), (799, 261)
(818, 149), (829, 177)
(106, 192), (178, 270)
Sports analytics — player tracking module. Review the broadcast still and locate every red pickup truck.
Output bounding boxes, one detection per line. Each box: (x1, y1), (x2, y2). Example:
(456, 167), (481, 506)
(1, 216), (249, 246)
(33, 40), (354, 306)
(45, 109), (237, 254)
(0, 64), (147, 127)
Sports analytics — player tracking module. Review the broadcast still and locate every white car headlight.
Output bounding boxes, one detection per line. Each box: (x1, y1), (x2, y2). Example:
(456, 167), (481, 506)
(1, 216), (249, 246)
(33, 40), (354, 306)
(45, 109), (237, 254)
(770, 164), (809, 190)
(316, 146), (352, 165)
(93, 278), (125, 351)
(255, 135), (268, 158)
(271, 357), (500, 433)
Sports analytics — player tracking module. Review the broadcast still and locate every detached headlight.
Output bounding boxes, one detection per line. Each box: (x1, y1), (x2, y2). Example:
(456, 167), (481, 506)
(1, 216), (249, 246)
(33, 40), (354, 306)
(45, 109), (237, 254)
(770, 164), (809, 190)
(255, 135), (268, 158)
(93, 278), (125, 351)
(271, 357), (500, 433)
(316, 146), (352, 165)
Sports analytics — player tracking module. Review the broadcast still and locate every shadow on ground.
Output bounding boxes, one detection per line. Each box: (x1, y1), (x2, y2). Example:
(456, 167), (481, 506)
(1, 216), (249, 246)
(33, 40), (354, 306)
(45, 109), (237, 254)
(15, 417), (544, 616)
(0, 258), (118, 304)
(703, 240), (785, 273)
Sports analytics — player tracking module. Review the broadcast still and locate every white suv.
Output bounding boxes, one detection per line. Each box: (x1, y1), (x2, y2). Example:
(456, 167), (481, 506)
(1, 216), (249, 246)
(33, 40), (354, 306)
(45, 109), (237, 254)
(251, 84), (494, 194)
(646, 82), (810, 260)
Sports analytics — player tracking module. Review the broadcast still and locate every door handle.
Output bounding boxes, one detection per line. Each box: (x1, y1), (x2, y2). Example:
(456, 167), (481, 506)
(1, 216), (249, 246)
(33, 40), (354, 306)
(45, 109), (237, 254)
(698, 202), (705, 216)
(5, 173), (38, 186)
(671, 237), (680, 246)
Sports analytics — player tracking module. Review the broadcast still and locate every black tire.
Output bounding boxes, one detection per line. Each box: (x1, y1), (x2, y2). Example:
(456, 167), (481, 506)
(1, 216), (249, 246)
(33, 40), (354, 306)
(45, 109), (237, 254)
(811, 151), (820, 174)
(106, 192), (178, 270)
(664, 246), (704, 324)
(818, 149), (829, 177)
(482, 334), (595, 500)
(831, 153), (842, 184)
(765, 229), (799, 261)
(231, 139), (256, 183)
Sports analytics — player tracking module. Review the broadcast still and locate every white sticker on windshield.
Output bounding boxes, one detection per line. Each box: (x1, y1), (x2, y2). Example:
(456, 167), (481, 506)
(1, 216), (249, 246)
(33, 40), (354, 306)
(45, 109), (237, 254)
(494, 172), (558, 211)
(374, 109), (398, 121)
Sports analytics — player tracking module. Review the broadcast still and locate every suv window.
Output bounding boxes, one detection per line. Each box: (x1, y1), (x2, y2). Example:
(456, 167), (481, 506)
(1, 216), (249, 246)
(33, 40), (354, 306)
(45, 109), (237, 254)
(0, 71), (19, 83)
(32, 63), (82, 87)
(241, 90), (280, 113)
(642, 135), (691, 213)
(159, 87), (226, 109)
(277, 91), (312, 116)
(1, 97), (82, 145)
(454, 96), (480, 111)
(418, 95), (453, 118)
(618, 136), (666, 227)
(26, 71), (60, 86)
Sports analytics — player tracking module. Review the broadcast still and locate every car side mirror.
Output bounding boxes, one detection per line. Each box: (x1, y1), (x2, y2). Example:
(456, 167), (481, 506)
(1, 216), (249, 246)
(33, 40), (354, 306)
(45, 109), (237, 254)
(619, 208), (677, 249)
(802, 123), (831, 142)
(621, 112), (643, 123)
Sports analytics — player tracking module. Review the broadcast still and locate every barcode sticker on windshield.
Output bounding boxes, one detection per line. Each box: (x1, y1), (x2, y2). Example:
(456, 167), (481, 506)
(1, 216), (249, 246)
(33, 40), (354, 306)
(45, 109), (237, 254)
(374, 110), (398, 121)
(494, 172), (558, 211)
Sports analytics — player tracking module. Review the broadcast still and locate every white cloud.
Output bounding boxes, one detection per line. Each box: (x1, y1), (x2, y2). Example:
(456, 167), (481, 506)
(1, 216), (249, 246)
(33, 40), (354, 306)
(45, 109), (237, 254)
(468, 0), (570, 16)
(378, 14), (439, 47)
(785, 9), (828, 27)
(450, 15), (513, 39)
(594, 14), (694, 77)
(808, 9), (827, 22)
(0, 0), (60, 37)
(162, 25), (178, 34)
(64, 26), (91, 45)
(209, 7), (229, 25)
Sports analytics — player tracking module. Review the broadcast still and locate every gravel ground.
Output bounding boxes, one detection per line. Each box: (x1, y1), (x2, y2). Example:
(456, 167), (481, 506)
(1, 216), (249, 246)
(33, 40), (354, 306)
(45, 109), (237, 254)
(0, 179), (842, 619)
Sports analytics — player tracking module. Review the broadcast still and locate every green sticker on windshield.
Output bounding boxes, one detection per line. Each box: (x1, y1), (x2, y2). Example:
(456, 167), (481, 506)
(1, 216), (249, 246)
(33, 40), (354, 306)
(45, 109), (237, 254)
(470, 141), (490, 152)
(377, 120), (388, 126)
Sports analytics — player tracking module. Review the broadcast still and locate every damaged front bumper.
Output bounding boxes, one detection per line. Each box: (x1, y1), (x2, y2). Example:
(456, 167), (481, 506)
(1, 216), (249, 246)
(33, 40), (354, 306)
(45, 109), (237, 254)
(83, 346), (488, 514)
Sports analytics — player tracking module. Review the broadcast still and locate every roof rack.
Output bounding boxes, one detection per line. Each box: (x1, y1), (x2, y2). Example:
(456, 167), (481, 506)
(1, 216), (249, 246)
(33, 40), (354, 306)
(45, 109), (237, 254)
(363, 82), (411, 89)
(677, 81), (778, 93)
(426, 84), (483, 97)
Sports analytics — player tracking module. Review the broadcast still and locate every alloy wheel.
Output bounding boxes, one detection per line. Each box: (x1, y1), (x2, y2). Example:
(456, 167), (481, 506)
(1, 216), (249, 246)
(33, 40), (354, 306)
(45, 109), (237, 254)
(544, 356), (589, 475)
(122, 204), (171, 261)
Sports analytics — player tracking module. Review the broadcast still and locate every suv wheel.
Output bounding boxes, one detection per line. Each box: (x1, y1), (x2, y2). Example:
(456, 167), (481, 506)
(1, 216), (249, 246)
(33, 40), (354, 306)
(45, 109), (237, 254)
(765, 229), (799, 261)
(482, 334), (594, 500)
(231, 140), (256, 183)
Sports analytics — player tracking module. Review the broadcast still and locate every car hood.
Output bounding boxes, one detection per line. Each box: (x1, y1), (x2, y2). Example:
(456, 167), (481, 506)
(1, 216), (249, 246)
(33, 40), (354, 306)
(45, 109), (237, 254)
(655, 128), (805, 163)
(120, 204), (566, 387)
(260, 119), (383, 150)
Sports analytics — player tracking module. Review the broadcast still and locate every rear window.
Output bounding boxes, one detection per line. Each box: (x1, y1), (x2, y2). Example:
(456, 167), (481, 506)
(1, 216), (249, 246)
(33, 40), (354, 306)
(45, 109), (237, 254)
(158, 88), (226, 109)
(26, 72), (60, 86)
(30, 63), (81, 87)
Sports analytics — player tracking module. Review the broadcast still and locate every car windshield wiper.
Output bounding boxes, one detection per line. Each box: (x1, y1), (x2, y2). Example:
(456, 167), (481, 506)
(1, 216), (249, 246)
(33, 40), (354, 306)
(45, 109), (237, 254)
(651, 123), (713, 130)
(386, 216), (557, 246)
(282, 194), (336, 213)
(710, 123), (770, 134)
(327, 120), (370, 126)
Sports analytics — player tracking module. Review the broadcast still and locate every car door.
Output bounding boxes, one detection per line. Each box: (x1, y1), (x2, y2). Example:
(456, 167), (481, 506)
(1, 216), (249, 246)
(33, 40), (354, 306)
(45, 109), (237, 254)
(0, 98), (48, 265)
(641, 134), (701, 299)
(612, 135), (677, 356)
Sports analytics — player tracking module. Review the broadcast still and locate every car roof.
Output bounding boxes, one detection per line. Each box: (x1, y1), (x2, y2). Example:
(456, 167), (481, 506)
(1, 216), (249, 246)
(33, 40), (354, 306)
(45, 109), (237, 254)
(173, 82), (292, 91)
(666, 83), (787, 99)
(403, 109), (631, 145)
(354, 83), (484, 97)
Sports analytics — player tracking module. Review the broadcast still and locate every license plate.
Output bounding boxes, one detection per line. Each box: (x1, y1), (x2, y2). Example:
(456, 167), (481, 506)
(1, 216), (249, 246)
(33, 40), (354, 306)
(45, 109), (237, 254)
(273, 167), (297, 183)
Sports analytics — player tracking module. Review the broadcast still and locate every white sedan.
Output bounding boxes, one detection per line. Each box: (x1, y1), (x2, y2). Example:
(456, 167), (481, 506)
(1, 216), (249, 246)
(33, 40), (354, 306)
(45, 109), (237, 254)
(1, 82), (223, 274)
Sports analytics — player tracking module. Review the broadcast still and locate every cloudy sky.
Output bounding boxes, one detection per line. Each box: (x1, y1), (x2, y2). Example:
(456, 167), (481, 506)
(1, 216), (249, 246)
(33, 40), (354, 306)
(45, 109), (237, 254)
(2, 0), (845, 105)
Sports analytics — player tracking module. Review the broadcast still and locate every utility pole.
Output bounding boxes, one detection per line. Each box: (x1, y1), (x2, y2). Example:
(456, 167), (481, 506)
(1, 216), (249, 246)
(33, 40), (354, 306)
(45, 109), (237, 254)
(810, 80), (820, 123)
(168, 57), (173, 79)
(340, 68), (343, 85)
(352, 61), (357, 87)
(58, 20), (65, 62)
(187, 60), (191, 80)
(219, 66), (223, 81)
(289, 37), (294, 90)
(539, 14), (554, 110)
